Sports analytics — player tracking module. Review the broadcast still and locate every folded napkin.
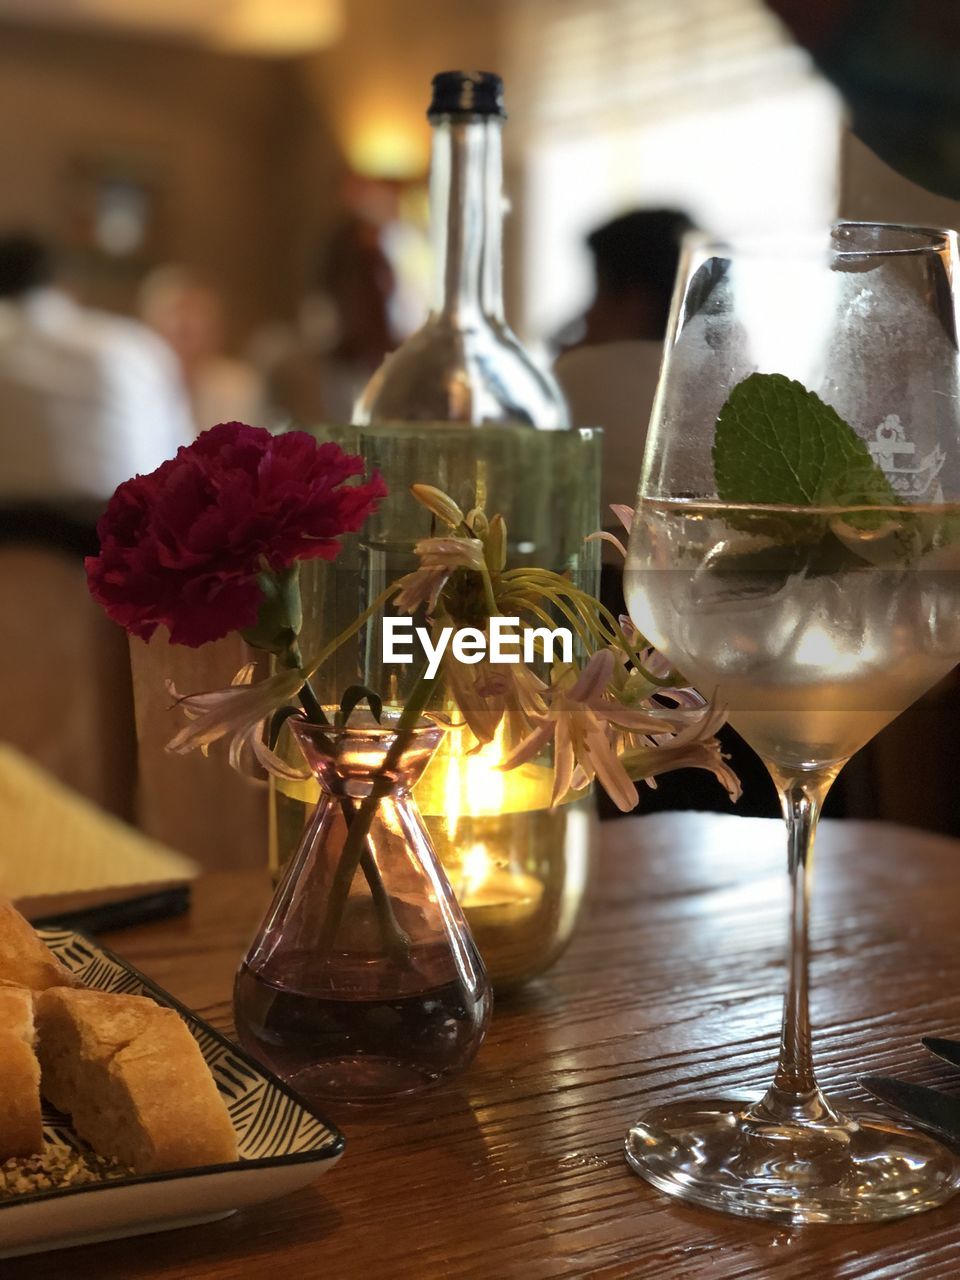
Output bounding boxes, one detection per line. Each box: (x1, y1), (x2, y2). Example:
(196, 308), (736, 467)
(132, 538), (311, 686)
(0, 744), (196, 900)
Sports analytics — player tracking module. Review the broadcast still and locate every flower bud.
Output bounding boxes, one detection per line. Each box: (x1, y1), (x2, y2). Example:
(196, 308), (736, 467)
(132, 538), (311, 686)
(410, 483), (465, 528)
(466, 508), (489, 537)
(484, 514), (507, 571)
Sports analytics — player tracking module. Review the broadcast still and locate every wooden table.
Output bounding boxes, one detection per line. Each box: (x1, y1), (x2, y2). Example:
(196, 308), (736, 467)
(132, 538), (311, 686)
(12, 813), (960, 1279)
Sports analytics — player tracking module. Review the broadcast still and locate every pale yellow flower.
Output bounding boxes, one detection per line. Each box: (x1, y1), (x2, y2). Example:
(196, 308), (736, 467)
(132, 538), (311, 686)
(394, 536), (487, 614)
(619, 737), (741, 802)
(442, 654), (505, 747)
(500, 649), (714, 811)
(586, 502), (635, 559)
(166, 664), (311, 781)
(444, 651), (549, 749)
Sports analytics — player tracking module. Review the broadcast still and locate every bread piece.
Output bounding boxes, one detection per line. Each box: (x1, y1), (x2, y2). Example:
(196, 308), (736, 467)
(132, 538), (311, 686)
(0, 1036), (42, 1159)
(36, 988), (237, 1174)
(0, 986), (42, 1160)
(0, 901), (81, 991)
(0, 986), (35, 1044)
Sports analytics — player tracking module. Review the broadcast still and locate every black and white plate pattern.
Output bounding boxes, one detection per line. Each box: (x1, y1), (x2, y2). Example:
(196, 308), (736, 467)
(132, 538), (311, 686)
(0, 929), (344, 1259)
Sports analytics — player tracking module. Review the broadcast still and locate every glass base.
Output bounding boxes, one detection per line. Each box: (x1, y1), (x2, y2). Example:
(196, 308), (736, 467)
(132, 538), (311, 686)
(625, 1096), (960, 1223)
(283, 1056), (444, 1103)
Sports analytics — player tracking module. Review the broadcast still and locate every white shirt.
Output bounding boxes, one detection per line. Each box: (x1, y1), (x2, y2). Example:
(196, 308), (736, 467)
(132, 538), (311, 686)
(0, 288), (195, 503)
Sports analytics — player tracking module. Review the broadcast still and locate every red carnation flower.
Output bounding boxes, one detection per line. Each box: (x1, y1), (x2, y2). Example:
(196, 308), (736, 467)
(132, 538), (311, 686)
(85, 422), (387, 647)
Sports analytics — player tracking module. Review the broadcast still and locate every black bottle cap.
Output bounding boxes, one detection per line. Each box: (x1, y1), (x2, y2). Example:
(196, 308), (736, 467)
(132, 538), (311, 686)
(428, 71), (506, 120)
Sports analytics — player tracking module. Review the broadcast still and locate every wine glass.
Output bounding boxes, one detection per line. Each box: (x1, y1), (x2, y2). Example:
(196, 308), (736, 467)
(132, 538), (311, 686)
(622, 223), (960, 1223)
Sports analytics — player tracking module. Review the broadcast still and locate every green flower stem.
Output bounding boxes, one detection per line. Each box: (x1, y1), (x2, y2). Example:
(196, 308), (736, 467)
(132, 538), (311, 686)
(515, 598), (595, 654)
(548, 588), (613, 649)
(565, 587), (624, 643)
(300, 584), (399, 685)
(478, 563), (499, 620)
(339, 802), (412, 961)
(501, 569), (614, 641)
(317, 670), (441, 955)
(283, 644), (328, 725)
(529, 587), (598, 651)
(562, 588), (647, 670)
(502, 569), (678, 687)
(271, 577), (432, 962)
(562, 586), (678, 686)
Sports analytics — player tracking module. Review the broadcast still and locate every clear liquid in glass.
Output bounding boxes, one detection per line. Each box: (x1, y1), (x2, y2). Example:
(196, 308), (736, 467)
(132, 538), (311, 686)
(625, 499), (960, 773)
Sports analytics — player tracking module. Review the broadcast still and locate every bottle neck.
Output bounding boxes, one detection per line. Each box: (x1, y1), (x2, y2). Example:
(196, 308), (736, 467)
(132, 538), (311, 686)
(429, 115), (504, 325)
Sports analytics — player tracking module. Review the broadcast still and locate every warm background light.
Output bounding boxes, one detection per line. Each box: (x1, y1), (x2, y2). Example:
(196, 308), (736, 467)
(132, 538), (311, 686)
(0, 0), (343, 55)
(346, 120), (428, 181)
(213, 0), (343, 56)
(305, 0), (501, 180)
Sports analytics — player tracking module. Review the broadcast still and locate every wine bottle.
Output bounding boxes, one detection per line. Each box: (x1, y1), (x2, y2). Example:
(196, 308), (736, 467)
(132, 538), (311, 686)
(354, 70), (569, 428)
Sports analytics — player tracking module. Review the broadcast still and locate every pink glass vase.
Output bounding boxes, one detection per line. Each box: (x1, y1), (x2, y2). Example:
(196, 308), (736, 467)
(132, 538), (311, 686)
(234, 715), (492, 1103)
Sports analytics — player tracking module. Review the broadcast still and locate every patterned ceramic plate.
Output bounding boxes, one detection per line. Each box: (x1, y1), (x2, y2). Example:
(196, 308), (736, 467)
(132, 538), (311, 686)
(0, 929), (344, 1259)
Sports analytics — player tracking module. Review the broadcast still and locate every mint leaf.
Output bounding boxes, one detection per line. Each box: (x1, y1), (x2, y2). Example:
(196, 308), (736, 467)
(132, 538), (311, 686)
(713, 373), (897, 508)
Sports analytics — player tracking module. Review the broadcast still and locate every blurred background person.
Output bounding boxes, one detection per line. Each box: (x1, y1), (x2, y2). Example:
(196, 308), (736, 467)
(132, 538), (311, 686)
(0, 232), (192, 508)
(139, 264), (265, 434)
(567, 208), (694, 347)
(264, 214), (399, 426)
(554, 209), (694, 515)
(0, 232), (193, 819)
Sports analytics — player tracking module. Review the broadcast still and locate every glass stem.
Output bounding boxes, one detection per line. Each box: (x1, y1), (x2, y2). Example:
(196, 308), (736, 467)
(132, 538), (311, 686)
(756, 766), (840, 1125)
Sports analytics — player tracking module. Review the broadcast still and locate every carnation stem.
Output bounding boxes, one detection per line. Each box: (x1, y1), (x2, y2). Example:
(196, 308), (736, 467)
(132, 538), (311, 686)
(340, 803), (412, 961)
(317, 670), (441, 955)
(300, 584), (399, 685)
(285, 643), (328, 725)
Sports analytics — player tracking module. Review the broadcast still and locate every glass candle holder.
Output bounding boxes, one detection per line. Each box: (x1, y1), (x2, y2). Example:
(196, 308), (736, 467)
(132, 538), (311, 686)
(269, 423), (602, 991)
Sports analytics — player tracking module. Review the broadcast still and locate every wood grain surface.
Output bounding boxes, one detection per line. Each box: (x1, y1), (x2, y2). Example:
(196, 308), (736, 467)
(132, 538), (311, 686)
(11, 812), (960, 1279)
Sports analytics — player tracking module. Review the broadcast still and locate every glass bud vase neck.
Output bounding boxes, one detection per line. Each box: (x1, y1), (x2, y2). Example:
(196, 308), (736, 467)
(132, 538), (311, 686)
(235, 715), (492, 1103)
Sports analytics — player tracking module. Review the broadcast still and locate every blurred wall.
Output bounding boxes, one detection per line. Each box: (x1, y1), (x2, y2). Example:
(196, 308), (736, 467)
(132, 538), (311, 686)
(294, 0), (509, 310)
(0, 5), (509, 348)
(0, 21), (326, 348)
(840, 131), (960, 229)
(305, 0), (506, 179)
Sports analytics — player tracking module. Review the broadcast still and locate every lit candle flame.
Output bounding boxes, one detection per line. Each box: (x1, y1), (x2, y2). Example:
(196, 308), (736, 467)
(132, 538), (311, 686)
(417, 720), (552, 837)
